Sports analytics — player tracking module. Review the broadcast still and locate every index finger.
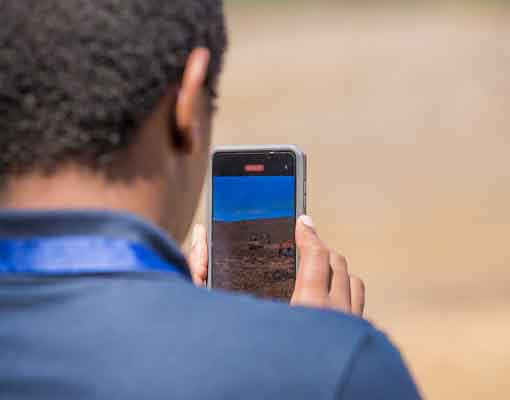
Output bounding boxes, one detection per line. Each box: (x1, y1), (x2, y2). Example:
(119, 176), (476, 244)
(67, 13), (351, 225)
(294, 216), (331, 298)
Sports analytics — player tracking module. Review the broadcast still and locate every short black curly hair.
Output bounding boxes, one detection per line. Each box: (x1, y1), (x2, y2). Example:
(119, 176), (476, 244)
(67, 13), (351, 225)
(0, 0), (227, 178)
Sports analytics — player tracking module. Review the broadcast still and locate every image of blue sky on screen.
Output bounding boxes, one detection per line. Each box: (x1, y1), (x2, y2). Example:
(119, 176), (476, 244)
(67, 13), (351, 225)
(213, 176), (295, 222)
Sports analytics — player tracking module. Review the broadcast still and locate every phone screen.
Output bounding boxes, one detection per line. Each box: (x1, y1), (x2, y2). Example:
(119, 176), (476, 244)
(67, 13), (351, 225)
(211, 151), (296, 301)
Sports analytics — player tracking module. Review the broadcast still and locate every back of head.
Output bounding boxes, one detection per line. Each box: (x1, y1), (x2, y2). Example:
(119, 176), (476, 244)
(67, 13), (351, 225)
(0, 0), (227, 179)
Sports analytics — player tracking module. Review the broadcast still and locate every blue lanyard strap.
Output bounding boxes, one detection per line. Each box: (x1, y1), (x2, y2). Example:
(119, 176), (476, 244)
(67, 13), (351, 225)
(0, 236), (191, 280)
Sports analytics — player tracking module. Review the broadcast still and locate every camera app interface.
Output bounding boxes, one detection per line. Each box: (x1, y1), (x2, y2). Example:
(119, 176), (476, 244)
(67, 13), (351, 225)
(212, 153), (296, 301)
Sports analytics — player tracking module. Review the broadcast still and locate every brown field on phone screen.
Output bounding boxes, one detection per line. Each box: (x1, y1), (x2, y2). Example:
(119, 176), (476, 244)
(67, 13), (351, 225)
(212, 217), (295, 301)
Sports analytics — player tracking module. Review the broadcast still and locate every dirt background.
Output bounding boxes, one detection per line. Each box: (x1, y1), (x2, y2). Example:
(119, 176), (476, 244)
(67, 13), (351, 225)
(195, 2), (510, 398)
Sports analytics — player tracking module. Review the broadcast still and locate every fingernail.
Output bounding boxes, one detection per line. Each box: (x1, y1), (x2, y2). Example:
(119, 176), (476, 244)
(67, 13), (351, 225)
(300, 215), (315, 229)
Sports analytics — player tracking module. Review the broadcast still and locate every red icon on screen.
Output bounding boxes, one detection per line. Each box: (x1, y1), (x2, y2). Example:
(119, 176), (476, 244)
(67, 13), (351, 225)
(244, 164), (265, 173)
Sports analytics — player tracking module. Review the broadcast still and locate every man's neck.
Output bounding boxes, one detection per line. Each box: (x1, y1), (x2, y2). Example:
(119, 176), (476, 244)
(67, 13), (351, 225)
(0, 166), (165, 228)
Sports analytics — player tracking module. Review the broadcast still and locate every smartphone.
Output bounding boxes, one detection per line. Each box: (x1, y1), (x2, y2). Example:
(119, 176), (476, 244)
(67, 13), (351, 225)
(208, 145), (306, 301)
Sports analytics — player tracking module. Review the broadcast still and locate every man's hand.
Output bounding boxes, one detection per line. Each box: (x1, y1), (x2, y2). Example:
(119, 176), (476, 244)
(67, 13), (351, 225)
(187, 217), (365, 317)
(291, 216), (365, 317)
(187, 225), (208, 287)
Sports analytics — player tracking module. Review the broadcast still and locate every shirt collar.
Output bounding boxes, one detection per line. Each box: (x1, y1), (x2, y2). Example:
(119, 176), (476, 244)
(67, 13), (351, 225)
(0, 209), (191, 279)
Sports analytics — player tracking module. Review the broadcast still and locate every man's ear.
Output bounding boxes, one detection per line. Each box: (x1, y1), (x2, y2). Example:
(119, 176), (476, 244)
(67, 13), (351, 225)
(173, 47), (210, 154)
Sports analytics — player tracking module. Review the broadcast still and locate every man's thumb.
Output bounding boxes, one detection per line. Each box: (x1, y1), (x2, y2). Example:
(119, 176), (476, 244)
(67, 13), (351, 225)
(188, 224), (208, 286)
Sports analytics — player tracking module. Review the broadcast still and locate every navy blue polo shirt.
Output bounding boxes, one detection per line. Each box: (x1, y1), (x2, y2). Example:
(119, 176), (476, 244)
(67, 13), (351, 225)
(0, 210), (421, 399)
(0, 210), (190, 277)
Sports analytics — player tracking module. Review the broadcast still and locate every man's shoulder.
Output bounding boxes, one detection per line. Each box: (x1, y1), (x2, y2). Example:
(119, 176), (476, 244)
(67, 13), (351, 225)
(105, 274), (374, 337)
(98, 275), (382, 398)
(1, 275), (420, 399)
(104, 276), (421, 399)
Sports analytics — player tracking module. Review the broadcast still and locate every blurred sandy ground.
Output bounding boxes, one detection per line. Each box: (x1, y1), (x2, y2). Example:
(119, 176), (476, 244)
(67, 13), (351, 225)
(194, 1), (510, 398)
